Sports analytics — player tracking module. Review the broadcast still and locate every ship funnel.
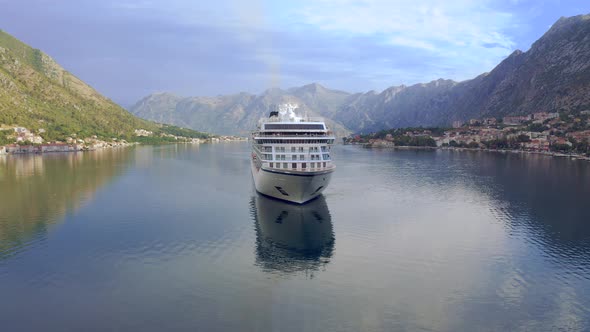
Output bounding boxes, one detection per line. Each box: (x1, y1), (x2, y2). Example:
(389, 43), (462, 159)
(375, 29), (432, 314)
(269, 111), (279, 118)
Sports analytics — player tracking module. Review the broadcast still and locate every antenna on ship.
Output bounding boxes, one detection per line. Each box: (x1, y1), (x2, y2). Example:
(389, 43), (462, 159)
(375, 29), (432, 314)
(269, 104), (279, 118)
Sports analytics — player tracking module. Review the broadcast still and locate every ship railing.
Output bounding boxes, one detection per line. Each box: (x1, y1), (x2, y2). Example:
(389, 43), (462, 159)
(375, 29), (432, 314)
(259, 116), (325, 123)
(254, 133), (332, 137)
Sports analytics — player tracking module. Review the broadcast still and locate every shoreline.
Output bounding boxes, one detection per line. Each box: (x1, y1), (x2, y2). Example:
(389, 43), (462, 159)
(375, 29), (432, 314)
(352, 143), (590, 162)
(0, 139), (247, 157)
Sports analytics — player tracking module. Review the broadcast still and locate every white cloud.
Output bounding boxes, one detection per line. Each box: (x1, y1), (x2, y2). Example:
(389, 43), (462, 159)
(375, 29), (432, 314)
(291, 0), (515, 50)
(389, 36), (436, 51)
(282, 0), (518, 82)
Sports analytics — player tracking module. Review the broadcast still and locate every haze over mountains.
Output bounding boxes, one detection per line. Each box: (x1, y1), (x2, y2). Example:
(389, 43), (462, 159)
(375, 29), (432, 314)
(130, 14), (590, 136)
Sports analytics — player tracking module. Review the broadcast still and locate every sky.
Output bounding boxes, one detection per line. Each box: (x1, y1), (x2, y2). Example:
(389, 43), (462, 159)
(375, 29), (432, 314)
(0, 0), (589, 106)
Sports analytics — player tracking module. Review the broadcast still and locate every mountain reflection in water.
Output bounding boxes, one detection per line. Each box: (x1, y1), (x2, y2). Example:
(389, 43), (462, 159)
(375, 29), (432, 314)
(252, 194), (334, 275)
(0, 149), (133, 260)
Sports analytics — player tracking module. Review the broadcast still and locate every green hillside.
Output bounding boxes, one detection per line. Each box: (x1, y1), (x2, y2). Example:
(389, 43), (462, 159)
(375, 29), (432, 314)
(0, 29), (207, 142)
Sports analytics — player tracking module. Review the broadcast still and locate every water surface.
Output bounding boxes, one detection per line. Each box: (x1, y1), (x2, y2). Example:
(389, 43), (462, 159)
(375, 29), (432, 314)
(1, 144), (589, 331)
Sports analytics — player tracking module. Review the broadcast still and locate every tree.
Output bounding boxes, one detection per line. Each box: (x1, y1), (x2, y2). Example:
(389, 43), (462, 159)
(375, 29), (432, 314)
(517, 134), (531, 143)
(551, 143), (572, 153)
(527, 123), (549, 132)
(467, 141), (480, 149)
(0, 130), (15, 145)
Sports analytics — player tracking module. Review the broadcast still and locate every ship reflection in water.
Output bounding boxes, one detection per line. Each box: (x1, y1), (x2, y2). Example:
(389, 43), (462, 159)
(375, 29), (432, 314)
(251, 194), (335, 276)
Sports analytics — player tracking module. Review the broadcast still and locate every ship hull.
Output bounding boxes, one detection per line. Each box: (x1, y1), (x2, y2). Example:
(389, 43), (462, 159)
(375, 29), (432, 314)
(251, 159), (333, 204)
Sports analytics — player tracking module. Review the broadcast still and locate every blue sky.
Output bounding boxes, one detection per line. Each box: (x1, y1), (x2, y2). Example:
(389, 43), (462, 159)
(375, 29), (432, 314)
(1, 0), (589, 105)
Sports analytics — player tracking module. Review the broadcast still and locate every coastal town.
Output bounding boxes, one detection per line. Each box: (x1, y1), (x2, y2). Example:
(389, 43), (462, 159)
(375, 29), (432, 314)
(0, 126), (246, 156)
(344, 110), (590, 160)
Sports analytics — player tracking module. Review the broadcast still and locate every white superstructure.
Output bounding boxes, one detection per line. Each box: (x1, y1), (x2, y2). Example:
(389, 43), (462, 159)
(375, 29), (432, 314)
(251, 105), (335, 204)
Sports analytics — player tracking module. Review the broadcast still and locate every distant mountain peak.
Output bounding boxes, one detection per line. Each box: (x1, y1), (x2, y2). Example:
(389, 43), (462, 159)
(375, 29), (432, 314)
(288, 82), (327, 95)
(420, 78), (457, 88)
(553, 14), (590, 27)
(531, 13), (590, 52)
(300, 82), (325, 92)
(262, 87), (285, 96)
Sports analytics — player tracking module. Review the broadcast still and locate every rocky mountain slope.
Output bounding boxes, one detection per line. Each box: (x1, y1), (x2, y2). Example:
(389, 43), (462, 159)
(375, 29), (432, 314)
(131, 14), (590, 134)
(0, 30), (205, 141)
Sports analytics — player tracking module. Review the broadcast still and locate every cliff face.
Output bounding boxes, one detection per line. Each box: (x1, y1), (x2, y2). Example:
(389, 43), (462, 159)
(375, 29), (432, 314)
(472, 14), (590, 117)
(131, 15), (590, 134)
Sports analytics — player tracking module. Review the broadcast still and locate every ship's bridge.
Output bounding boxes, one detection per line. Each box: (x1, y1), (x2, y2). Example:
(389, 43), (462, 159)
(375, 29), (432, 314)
(256, 118), (331, 138)
(258, 117), (327, 131)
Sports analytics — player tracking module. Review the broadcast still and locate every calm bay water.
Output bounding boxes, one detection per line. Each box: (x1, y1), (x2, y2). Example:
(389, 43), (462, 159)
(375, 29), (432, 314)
(1, 143), (590, 331)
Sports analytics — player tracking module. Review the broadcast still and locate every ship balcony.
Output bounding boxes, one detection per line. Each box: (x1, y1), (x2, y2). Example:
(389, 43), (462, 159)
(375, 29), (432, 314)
(262, 162), (335, 173)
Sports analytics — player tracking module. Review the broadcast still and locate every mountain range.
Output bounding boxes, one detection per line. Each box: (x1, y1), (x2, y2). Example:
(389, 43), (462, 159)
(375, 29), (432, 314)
(129, 84), (353, 137)
(130, 14), (590, 136)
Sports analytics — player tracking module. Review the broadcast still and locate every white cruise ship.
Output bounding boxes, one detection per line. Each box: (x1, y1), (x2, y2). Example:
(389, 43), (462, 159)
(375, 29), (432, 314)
(251, 104), (335, 204)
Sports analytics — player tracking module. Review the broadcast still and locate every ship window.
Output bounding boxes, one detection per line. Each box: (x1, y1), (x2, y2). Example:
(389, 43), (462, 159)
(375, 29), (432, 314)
(302, 163), (306, 169)
(265, 124), (324, 130)
(291, 155), (297, 160)
(292, 163), (297, 169)
(299, 155), (304, 160)
(283, 163), (288, 168)
(299, 147), (304, 152)
(311, 163), (315, 168)
(323, 162), (326, 168)
(291, 147), (296, 152)
(270, 163), (273, 168)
